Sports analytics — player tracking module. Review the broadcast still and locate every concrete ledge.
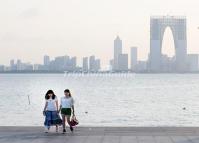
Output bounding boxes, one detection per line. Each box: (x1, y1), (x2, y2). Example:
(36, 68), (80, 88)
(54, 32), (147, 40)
(1, 127), (199, 143)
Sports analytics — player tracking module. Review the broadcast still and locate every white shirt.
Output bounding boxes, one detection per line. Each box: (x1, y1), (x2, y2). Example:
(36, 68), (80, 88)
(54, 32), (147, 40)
(60, 97), (74, 108)
(46, 97), (58, 111)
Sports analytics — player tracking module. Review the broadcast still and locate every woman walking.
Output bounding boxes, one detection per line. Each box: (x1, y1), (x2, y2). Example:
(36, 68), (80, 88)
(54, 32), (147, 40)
(43, 90), (62, 133)
(59, 89), (75, 133)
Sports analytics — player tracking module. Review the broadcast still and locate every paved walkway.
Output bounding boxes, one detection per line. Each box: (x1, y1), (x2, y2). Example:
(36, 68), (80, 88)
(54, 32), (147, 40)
(1, 127), (199, 143)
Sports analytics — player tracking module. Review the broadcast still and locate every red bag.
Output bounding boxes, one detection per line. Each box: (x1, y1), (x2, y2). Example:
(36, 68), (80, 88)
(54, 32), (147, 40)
(70, 116), (79, 126)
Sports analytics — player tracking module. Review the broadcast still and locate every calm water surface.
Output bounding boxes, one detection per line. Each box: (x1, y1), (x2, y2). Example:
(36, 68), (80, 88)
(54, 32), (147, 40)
(0, 73), (199, 126)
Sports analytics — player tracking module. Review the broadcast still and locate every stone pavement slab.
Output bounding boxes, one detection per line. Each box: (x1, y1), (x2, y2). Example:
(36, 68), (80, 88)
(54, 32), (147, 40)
(1, 127), (199, 143)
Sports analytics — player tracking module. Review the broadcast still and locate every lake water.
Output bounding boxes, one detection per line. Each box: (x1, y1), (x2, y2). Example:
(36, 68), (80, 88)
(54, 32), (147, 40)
(0, 73), (199, 126)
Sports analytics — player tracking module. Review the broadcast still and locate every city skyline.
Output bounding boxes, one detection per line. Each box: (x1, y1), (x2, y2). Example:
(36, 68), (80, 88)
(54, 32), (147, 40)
(0, 0), (199, 68)
(1, 15), (199, 72)
(1, 34), (139, 69)
(2, 30), (199, 73)
(1, 17), (198, 71)
(0, 18), (198, 70)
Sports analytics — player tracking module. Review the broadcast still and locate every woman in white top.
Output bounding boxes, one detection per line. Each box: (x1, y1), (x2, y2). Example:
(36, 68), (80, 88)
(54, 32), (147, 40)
(43, 90), (62, 133)
(59, 89), (75, 133)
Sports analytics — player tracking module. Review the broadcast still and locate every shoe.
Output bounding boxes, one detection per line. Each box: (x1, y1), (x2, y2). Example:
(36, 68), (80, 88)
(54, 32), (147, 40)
(70, 126), (73, 132)
(44, 127), (49, 133)
(63, 129), (66, 134)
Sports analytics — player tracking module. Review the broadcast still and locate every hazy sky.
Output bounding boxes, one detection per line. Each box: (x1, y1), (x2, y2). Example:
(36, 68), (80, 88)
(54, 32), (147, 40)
(0, 0), (199, 67)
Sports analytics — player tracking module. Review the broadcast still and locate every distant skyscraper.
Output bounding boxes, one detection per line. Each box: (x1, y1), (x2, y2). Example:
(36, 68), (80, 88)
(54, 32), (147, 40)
(70, 57), (77, 71)
(83, 57), (88, 72)
(118, 54), (128, 71)
(10, 59), (14, 67)
(130, 47), (137, 71)
(89, 55), (95, 72)
(0, 65), (4, 72)
(16, 59), (22, 71)
(109, 59), (114, 70)
(44, 55), (50, 66)
(89, 56), (101, 72)
(10, 59), (15, 71)
(52, 56), (68, 71)
(95, 59), (101, 71)
(149, 16), (187, 72)
(187, 54), (199, 72)
(113, 36), (122, 71)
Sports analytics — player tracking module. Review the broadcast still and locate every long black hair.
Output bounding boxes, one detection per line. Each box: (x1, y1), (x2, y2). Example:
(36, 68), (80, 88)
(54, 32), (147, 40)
(64, 89), (71, 97)
(45, 90), (56, 100)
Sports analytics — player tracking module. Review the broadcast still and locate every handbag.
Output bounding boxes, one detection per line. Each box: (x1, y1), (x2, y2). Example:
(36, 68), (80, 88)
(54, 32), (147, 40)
(70, 116), (79, 126)
(56, 114), (63, 125)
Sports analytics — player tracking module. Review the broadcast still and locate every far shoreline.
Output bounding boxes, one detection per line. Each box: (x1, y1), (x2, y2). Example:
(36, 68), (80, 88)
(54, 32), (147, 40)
(1, 71), (199, 74)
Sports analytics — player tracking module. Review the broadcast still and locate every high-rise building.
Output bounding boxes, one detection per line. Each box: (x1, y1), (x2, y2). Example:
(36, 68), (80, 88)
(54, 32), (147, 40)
(89, 55), (95, 72)
(95, 59), (101, 71)
(149, 16), (187, 72)
(187, 54), (199, 72)
(10, 59), (16, 71)
(130, 47), (137, 71)
(49, 55), (77, 72)
(10, 59), (14, 67)
(109, 59), (114, 70)
(118, 54), (128, 71)
(70, 57), (77, 71)
(113, 36), (122, 71)
(44, 55), (50, 66)
(64, 55), (71, 70)
(0, 65), (4, 72)
(83, 57), (88, 72)
(89, 56), (101, 72)
(16, 59), (22, 71)
(24, 63), (33, 71)
(51, 56), (68, 71)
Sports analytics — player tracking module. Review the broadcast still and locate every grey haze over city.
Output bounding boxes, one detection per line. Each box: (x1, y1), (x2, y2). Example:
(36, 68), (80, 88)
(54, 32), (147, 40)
(0, 0), (199, 72)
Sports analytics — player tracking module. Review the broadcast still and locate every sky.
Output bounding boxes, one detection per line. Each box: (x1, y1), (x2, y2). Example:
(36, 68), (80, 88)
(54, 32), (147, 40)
(0, 0), (199, 68)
